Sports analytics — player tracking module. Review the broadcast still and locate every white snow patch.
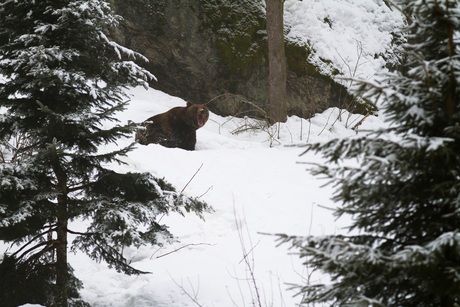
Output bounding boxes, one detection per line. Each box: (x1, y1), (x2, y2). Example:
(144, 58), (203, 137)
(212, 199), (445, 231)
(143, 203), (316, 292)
(0, 86), (386, 307)
(284, 0), (405, 80)
(72, 86), (384, 307)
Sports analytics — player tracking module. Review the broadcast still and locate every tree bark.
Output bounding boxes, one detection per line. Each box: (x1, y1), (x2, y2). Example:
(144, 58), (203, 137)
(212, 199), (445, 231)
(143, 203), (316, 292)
(50, 141), (68, 307)
(55, 195), (68, 307)
(266, 0), (287, 124)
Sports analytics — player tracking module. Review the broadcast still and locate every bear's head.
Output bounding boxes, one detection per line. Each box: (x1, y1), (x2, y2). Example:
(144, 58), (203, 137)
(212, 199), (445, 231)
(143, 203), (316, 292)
(186, 101), (209, 129)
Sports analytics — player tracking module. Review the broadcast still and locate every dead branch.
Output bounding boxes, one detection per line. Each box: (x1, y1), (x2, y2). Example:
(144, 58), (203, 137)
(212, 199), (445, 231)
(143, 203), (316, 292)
(155, 243), (215, 259)
(352, 113), (370, 131)
(168, 273), (204, 307)
(233, 204), (263, 307)
(198, 185), (213, 198)
(181, 164), (203, 194)
(239, 239), (261, 264)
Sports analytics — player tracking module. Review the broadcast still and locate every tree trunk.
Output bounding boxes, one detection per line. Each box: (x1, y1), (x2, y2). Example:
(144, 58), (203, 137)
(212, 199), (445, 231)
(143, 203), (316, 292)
(266, 0), (287, 124)
(56, 195), (68, 307)
(50, 140), (68, 307)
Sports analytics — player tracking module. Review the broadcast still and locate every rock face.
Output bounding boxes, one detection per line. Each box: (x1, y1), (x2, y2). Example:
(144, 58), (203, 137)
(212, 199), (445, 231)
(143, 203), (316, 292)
(108, 0), (352, 119)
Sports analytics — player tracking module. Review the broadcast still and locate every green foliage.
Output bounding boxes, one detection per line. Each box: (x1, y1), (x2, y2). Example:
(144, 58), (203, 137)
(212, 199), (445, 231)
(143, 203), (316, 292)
(0, 0), (212, 305)
(0, 254), (90, 307)
(279, 1), (460, 306)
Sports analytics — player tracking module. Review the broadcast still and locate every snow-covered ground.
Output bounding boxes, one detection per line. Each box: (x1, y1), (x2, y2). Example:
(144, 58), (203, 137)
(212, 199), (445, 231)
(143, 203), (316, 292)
(4, 1), (403, 306)
(23, 86), (382, 307)
(3, 85), (386, 307)
(284, 0), (405, 80)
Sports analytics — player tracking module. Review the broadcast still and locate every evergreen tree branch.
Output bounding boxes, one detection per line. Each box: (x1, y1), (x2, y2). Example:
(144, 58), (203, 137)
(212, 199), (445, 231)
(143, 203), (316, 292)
(72, 233), (149, 275)
(67, 182), (96, 193)
(282, 1), (460, 306)
(66, 229), (94, 236)
(14, 240), (56, 263)
(11, 227), (56, 259)
(0, 0), (211, 305)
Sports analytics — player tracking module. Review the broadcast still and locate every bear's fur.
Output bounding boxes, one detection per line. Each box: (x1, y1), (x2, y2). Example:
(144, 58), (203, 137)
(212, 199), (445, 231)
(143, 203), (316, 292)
(135, 101), (209, 150)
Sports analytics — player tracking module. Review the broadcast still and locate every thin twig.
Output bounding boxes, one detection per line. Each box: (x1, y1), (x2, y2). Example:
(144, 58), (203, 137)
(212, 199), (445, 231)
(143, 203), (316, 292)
(150, 246), (163, 260)
(352, 113), (370, 131)
(233, 203), (263, 307)
(317, 204), (336, 211)
(239, 239), (261, 264)
(181, 164), (203, 194)
(198, 185), (213, 198)
(208, 93), (284, 147)
(318, 108), (335, 136)
(168, 273), (204, 307)
(205, 92), (242, 105)
(156, 243), (215, 259)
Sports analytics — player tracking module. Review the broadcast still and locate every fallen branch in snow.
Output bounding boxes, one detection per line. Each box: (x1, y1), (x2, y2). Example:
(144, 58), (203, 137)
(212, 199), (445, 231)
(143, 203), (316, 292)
(181, 163), (203, 194)
(150, 246), (162, 259)
(153, 243), (215, 259)
(208, 92), (284, 147)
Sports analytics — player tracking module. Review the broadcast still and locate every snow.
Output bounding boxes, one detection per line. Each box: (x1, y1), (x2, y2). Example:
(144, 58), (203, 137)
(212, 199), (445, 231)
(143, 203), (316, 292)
(284, 0), (405, 80)
(0, 1), (400, 305)
(2, 86), (381, 307)
(1, 86), (385, 307)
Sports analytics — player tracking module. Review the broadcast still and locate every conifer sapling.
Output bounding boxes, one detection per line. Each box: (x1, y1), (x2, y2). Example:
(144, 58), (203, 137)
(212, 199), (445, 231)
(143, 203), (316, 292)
(0, 1), (212, 306)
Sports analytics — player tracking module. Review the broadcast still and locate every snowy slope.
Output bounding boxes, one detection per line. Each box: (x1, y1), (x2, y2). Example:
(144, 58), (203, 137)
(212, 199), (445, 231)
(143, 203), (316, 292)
(284, 0), (405, 79)
(3, 1), (401, 305)
(4, 85), (386, 307)
(55, 86), (384, 307)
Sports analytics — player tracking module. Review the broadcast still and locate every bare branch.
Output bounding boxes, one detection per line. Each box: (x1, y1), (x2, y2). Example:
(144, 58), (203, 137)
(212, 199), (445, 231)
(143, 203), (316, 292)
(15, 240), (56, 262)
(238, 239), (261, 264)
(11, 227), (56, 259)
(181, 163), (203, 194)
(198, 185), (213, 198)
(168, 273), (204, 307)
(155, 243), (215, 259)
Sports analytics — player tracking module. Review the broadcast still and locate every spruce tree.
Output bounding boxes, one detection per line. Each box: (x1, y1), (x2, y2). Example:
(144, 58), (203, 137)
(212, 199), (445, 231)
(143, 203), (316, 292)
(279, 1), (460, 306)
(0, 1), (211, 306)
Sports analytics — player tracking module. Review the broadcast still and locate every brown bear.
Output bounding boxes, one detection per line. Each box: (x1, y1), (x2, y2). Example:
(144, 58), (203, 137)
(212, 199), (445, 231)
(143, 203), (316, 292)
(135, 101), (209, 150)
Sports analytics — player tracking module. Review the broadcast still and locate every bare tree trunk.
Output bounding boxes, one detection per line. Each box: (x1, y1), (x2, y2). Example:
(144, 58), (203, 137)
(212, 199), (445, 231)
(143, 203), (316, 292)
(50, 141), (68, 307)
(56, 195), (68, 307)
(266, 0), (287, 125)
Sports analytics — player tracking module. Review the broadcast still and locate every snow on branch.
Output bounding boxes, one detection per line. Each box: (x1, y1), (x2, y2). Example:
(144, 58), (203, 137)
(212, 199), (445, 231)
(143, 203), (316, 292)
(99, 32), (150, 63)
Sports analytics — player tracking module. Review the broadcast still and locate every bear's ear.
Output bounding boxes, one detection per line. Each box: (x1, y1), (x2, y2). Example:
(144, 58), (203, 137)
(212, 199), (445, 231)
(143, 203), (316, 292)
(186, 101), (194, 107)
